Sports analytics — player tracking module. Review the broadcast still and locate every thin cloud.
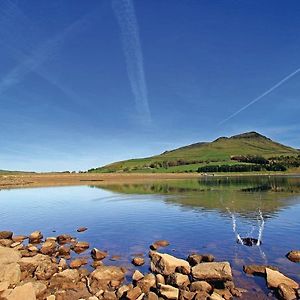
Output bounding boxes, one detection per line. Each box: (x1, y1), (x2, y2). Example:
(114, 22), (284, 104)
(219, 67), (300, 125)
(112, 0), (151, 124)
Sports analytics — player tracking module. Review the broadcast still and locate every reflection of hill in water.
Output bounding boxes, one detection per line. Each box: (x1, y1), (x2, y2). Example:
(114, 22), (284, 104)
(95, 176), (300, 220)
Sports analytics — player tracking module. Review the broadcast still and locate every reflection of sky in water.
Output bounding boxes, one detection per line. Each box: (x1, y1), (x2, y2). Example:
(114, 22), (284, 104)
(1, 178), (300, 298)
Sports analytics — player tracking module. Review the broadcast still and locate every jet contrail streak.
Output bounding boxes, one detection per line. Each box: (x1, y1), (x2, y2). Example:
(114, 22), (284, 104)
(219, 67), (300, 125)
(112, 0), (151, 124)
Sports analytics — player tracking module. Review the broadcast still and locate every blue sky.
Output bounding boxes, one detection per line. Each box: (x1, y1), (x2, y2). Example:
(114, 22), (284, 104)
(1, 0), (300, 171)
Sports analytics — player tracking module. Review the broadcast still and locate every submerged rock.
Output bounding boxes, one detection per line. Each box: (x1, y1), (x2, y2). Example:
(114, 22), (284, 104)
(286, 250), (300, 263)
(243, 264), (278, 276)
(238, 237), (259, 246)
(149, 251), (190, 275)
(192, 262), (232, 281)
(150, 240), (170, 250)
(132, 257), (145, 266)
(77, 227), (88, 232)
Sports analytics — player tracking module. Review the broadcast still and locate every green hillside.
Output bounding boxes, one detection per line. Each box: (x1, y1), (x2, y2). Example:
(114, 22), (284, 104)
(89, 132), (300, 173)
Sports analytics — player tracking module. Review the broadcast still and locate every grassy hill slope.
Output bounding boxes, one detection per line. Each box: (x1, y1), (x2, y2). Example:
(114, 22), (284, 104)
(89, 132), (300, 173)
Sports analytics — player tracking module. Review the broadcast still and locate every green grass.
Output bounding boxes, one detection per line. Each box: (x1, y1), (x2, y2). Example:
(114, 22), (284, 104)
(89, 131), (300, 173)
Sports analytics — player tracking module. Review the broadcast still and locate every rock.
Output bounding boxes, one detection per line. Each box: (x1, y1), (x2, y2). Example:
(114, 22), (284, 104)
(0, 239), (13, 247)
(132, 257), (145, 266)
(28, 231), (43, 243)
(57, 234), (73, 245)
(46, 296), (55, 300)
(179, 290), (196, 300)
(243, 264), (278, 276)
(54, 269), (80, 281)
(149, 251), (191, 275)
(103, 291), (117, 299)
(27, 245), (39, 252)
(90, 266), (125, 288)
(201, 254), (215, 262)
(126, 286), (142, 300)
(0, 231), (13, 240)
(194, 291), (211, 300)
(286, 250), (300, 263)
(35, 260), (58, 280)
(278, 283), (297, 300)
(187, 254), (203, 266)
(150, 240), (170, 250)
(77, 227), (88, 232)
(1, 282), (36, 300)
(58, 258), (68, 270)
(12, 235), (27, 242)
(156, 273), (165, 285)
(91, 248), (107, 260)
(214, 288), (233, 300)
(158, 283), (179, 300)
(132, 270), (144, 281)
(137, 273), (156, 293)
(117, 285), (131, 298)
(0, 281), (9, 292)
(92, 260), (104, 268)
(192, 262), (232, 281)
(166, 273), (190, 288)
(266, 268), (299, 289)
(88, 297), (99, 300)
(40, 240), (57, 255)
(70, 258), (87, 269)
(209, 292), (224, 300)
(32, 281), (47, 298)
(0, 246), (21, 286)
(58, 245), (70, 256)
(189, 281), (212, 293)
(73, 241), (89, 254)
(148, 291), (159, 300)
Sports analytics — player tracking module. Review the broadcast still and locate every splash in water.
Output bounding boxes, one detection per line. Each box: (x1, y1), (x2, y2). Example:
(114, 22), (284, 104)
(227, 208), (265, 246)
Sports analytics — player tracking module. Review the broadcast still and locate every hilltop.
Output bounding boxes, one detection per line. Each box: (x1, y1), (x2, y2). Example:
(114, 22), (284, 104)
(89, 132), (300, 173)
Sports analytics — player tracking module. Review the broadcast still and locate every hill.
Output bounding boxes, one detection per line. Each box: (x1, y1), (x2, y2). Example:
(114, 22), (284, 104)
(89, 131), (300, 173)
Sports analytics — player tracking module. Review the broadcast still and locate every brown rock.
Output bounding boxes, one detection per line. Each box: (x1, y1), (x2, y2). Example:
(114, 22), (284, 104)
(278, 283), (297, 300)
(126, 286), (142, 300)
(286, 250), (300, 263)
(137, 273), (156, 293)
(77, 227), (88, 232)
(1, 282), (36, 300)
(209, 292), (224, 300)
(266, 268), (299, 289)
(117, 285), (131, 298)
(214, 288), (233, 300)
(57, 234), (73, 245)
(70, 258), (87, 269)
(73, 241), (89, 254)
(179, 290), (196, 300)
(12, 235), (27, 242)
(194, 291), (210, 300)
(187, 254), (202, 266)
(40, 240), (57, 255)
(156, 273), (165, 285)
(58, 245), (70, 256)
(132, 270), (144, 281)
(150, 240), (170, 250)
(201, 254), (215, 262)
(243, 264), (278, 275)
(149, 251), (191, 275)
(91, 248), (107, 260)
(148, 291), (159, 300)
(167, 273), (190, 288)
(158, 283), (179, 300)
(53, 269), (80, 281)
(132, 257), (145, 266)
(0, 281), (9, 292)
(0, 239), (13, 247)
(189, 281), (212, 293)
(0, 231), (13, 240)
(28, 231), (43, 243)
(32, 281), (47, 298)
(192, 262), (232, 281)
(58, 258), (68, 270)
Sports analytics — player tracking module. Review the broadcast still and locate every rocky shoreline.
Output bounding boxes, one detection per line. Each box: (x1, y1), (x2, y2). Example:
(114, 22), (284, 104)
(0, 230), (299, 300)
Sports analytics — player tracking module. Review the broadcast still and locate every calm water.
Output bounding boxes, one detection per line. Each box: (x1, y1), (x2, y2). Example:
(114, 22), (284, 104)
(1, 176), (300, 298)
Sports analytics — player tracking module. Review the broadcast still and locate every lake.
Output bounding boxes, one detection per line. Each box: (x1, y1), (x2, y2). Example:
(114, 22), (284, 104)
(1, 175), (300, 299)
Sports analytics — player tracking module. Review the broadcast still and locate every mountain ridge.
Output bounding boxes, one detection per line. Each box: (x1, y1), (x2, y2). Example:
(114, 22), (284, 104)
(89, 131), (300, 173)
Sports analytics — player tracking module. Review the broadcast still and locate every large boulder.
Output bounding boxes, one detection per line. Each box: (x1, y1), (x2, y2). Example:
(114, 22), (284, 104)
(192, 262), (232, 281)
(158, 283), (179, 300)
(278, 283), (297, 300)
(266, 268), (299, 289)
(1, 282), (36, 300)
(286, 250), (300, 263)
(149, 251), (190, 275)
(0, 246), (21, 286)
(0, 231), (13, 240)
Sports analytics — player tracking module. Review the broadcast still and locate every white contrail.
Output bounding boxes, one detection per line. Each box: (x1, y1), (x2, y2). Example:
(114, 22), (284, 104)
(219, 67), (300, 125)
(112, 0), (151, 124)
